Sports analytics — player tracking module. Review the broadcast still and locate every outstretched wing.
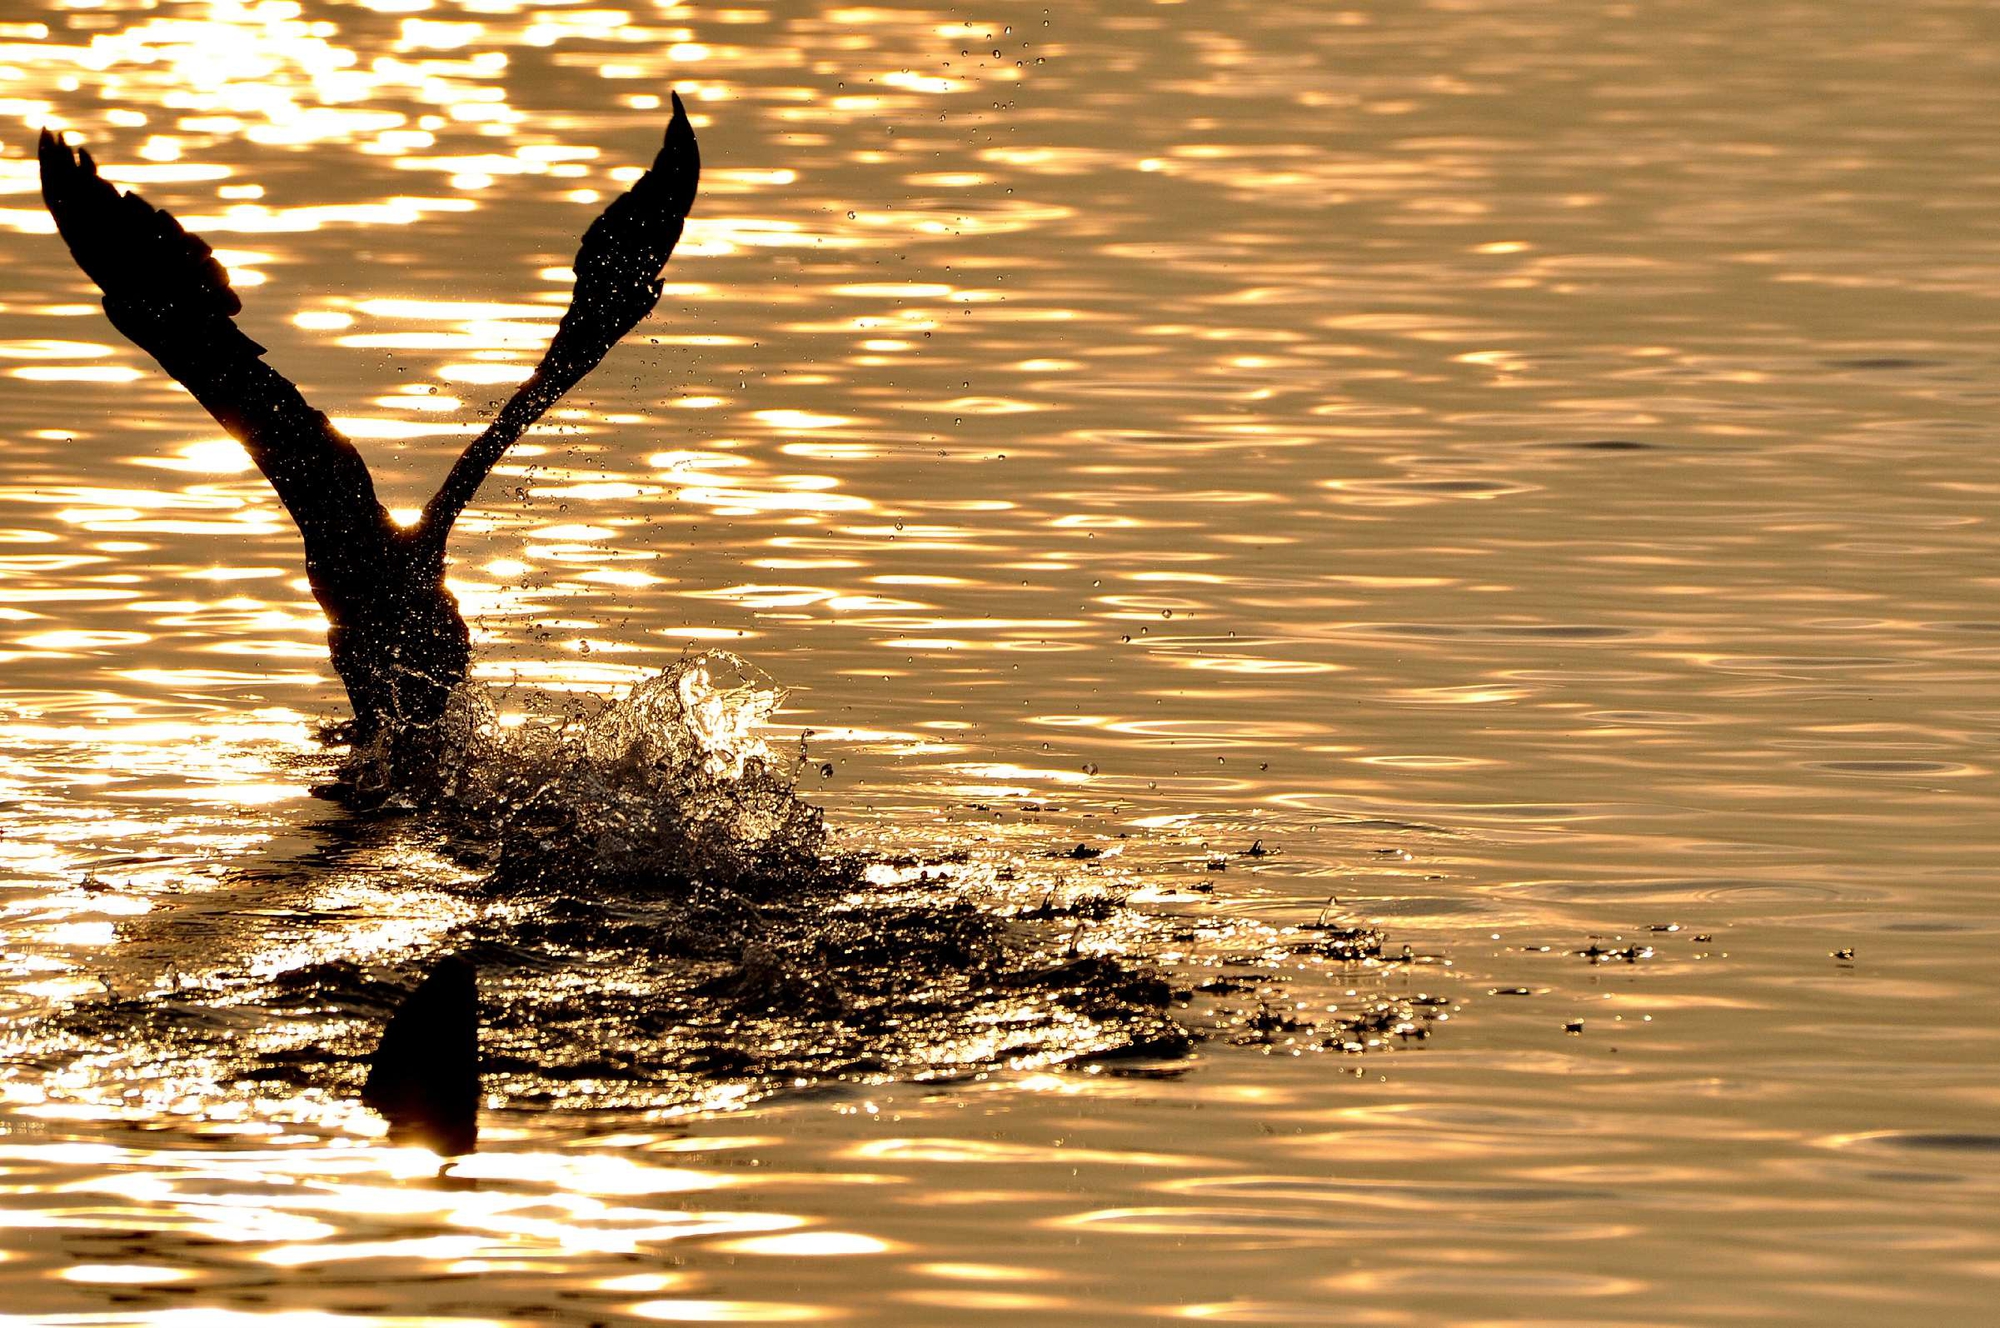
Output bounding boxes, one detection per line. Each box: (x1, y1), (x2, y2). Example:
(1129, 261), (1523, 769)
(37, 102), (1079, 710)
(557, 87), (702, 376)
(37, 131), (386, 552)
(419, 92), (701, 544)
(38, 130), (250, 334)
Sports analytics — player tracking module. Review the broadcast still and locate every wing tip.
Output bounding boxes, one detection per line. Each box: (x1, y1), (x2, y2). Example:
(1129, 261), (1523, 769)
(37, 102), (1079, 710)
(37, 127), (71, 176)
(664, 90), (693, 153)
(655, 89), (699, 214)
(37, 129), (85, 211)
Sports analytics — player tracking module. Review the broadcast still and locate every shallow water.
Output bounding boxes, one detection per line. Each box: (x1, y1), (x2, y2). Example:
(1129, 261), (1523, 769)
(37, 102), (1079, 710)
(3, 0), (1999, 1322)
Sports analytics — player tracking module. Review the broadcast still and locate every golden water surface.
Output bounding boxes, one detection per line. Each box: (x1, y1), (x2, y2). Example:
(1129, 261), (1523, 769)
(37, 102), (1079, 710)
(2, 0), (1999, 1323)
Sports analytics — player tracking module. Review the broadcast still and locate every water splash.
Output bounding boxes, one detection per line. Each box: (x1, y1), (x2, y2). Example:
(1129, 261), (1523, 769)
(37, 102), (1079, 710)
(8, 665), (1446, 1129)
(419, 651), (833, 896)
(13, 653), (1212, 1121)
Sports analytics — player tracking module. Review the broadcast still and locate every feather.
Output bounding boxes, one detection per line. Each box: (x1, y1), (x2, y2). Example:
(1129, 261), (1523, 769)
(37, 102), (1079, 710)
(38, 130), (247, 328)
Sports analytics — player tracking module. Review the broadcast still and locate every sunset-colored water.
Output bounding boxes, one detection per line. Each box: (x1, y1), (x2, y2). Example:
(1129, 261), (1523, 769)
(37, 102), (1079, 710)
(3, 0), (1998, 1322)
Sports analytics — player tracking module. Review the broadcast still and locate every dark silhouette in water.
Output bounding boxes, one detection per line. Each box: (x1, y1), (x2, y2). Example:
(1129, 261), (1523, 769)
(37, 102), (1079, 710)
(37, 95), (700, 792)
(362, 954), (480, 1156)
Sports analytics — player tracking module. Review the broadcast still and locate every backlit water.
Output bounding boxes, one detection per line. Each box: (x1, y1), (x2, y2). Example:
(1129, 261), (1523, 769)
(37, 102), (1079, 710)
(2, 0), (1998, 1322)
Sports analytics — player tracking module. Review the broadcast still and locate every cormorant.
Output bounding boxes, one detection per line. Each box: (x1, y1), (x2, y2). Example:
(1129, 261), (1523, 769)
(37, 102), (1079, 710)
(37, 94), (701, 796)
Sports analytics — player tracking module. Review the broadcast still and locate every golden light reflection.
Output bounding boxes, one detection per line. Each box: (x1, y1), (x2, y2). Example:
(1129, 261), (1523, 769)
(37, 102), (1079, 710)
(438, 362), (533, 384)
(894, 1290), (1068, 1312)
(58, 1263), (199, 1284)
(133, 439), (257, 474)
(257, 1234), (493, 1268)
(844, 1138), (1200, 1169)
(912, 1261), (1051, 1282)
(0, 338), (113, 359)
(10, 364), (145, 382)
(628, 1301), (832, 1324)
(179, 196), (480, 232)
(717, 1231), (895, 1256)
(601, 1272), (700, 1294)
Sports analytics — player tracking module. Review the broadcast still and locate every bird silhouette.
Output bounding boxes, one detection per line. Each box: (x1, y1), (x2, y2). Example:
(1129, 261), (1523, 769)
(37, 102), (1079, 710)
(37, 94), (702, 796)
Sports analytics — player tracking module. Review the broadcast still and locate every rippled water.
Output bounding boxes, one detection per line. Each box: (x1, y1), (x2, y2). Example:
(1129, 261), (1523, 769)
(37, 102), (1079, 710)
(3, 0), (1999, 1322)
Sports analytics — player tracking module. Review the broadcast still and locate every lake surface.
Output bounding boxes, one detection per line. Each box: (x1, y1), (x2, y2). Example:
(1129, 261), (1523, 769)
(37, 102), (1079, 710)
(3, 0), (1999, 1322)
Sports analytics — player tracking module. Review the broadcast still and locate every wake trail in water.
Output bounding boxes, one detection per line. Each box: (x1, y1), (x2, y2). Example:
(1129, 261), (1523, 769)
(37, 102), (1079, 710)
(9, 652), (1447, 1128)
(14, 654), (1228, 1120)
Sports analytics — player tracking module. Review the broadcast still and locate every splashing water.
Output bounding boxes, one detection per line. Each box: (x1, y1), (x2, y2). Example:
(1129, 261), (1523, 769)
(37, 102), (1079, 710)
(419, 651), (835, 896)
(13, 651), (1436, 1123)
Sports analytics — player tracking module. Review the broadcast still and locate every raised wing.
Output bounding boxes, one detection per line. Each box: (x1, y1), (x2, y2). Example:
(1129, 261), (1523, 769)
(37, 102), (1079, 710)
(38, 131), (387, 555)
(418, 92), (701, 546)
(38, 131), (249, 330)
(557, 87), (702, 376)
